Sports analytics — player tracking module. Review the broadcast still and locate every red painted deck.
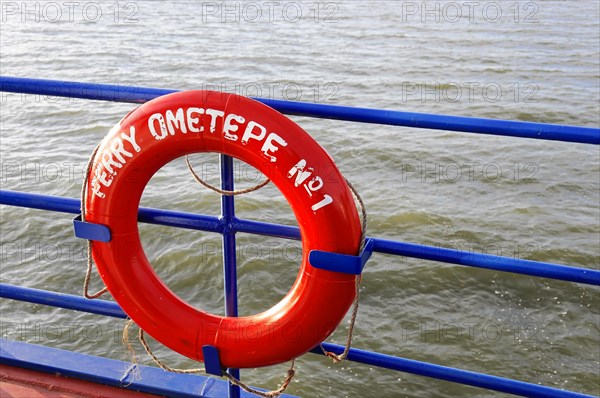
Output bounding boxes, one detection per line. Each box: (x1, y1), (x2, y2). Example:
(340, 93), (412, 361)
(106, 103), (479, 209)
(0, 365), (161, 398)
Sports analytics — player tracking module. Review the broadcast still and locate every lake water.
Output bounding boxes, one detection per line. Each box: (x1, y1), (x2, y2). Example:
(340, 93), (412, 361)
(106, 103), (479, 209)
(0, 1), (599, 397)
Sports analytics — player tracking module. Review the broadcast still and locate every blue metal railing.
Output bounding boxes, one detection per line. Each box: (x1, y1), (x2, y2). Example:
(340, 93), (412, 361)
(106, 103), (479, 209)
(1, 76), (599, 144)
(1, 76), (599, 398)
(1, 190), (598, 287)
(1, 283), (593, 398)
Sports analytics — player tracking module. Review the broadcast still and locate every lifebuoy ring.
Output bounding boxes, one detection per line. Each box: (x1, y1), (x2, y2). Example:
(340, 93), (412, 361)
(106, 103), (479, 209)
(85, 90), (361, 368)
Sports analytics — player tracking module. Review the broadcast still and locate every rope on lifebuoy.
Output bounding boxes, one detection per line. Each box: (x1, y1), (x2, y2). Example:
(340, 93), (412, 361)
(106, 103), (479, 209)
(80, 143), (107, 299)
(185, 154), (270, 196)
(123, 318), (205, 374)
(223, 361), (296, 398)
(321, 178), (366, 363)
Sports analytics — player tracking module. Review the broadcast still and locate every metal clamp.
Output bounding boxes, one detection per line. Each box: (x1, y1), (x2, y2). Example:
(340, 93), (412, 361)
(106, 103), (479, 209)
(73, 215), (111, 242)
(202, 345), (223, 376)
(308, 238), (374, 275)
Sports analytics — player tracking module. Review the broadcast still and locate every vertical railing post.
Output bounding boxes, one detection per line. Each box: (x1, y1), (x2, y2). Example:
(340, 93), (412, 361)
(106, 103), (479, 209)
(220, 154), (241, 398)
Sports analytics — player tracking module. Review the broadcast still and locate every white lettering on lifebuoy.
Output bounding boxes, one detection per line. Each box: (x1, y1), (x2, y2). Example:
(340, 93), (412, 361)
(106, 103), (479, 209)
(241, 121), (266, 144)
(311, 194), (333, 211)
(101, 149), (121, 175)
(223, 113), (245, 141)
(94, 107), (332, 211)
(261, 133), (287, 162)
(148, 113), (168, 140)
(91, 126), (141, 198)
(166, 108), (187, 135)
(109, 136), (132, 163)
(305, 176), (323, 195)
(186, 107), (205, 133)
(206, 108), (225, 133)
(121, 126), (141, 152)
(288, 159), (313, 187)
(146, 108), (288, 163)
(288, 159), (333, 211)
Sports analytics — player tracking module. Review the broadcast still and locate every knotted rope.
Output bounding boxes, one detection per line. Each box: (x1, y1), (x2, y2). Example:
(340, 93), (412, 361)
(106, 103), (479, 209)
(320, 179), (366, 363)
(80, 143), (108, 299)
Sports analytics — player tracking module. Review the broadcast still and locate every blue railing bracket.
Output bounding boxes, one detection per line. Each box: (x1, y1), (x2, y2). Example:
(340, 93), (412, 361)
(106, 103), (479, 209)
(202, 345), (224, 376)
(309, 238), (375, 275)
(73, 215), (111, 242)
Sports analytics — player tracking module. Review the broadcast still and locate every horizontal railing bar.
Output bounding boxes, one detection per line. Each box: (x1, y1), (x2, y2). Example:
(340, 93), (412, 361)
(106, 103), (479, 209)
(233, 218), (301, 240)
(1, 76), (598, 145)
(236, 217), (600, 286)
(1, 190), (598, 286)
(0, 283), (126, 319)
(0, 190), (224, 233)
(0, 284), (592, 398)
(311, 344), (594, 398)
(372, 238), (600, 286)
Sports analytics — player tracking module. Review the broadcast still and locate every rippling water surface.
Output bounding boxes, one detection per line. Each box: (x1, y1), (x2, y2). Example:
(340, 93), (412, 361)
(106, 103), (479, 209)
(1, 1), (599, 397)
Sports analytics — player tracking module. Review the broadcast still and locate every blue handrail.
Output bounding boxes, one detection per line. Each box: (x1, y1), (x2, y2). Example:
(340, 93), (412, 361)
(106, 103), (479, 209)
(1, 190), (598, 287)
(0, 283), (593, 398)
(1, 78), (598, 398)
(1, 76), (599, 145)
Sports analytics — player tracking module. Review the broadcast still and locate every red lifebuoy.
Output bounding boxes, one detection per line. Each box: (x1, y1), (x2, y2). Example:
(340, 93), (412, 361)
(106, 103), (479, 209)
(85, 91), (361, 368)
